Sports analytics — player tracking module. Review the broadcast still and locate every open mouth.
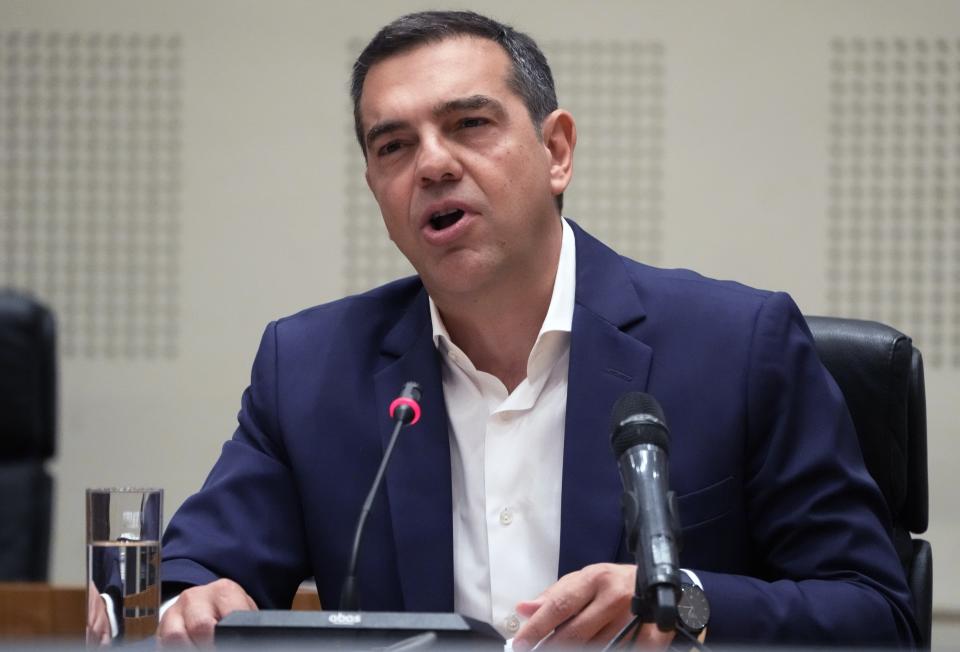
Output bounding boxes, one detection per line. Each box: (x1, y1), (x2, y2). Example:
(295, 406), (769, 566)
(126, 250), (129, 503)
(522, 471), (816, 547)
(428, 208), (465, 231)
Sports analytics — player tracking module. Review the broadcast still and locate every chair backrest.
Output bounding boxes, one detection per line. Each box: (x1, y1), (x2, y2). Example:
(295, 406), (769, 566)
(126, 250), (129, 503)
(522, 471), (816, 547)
(0, 290), (57, 462)
(806, 316), (931, 647)
(0, 290), (57, 582)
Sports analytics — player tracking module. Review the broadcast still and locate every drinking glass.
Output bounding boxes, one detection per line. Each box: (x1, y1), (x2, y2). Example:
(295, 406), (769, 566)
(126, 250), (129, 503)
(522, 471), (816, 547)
(86, 488), (163, 644)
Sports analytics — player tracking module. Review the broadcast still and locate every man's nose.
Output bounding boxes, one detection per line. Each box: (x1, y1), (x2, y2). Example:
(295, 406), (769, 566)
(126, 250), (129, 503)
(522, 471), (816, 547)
(416, 136), (462, 186)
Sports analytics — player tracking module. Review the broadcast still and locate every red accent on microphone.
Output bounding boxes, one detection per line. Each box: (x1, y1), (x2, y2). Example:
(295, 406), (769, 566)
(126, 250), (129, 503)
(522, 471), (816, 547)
(389, 397), (421, 425)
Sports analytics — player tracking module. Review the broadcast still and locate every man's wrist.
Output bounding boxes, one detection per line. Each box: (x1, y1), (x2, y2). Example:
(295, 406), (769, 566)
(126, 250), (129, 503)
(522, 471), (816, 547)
(99, 593), (119, 639)
(159, 593), (181, 622)
(676, 569), (710, 639)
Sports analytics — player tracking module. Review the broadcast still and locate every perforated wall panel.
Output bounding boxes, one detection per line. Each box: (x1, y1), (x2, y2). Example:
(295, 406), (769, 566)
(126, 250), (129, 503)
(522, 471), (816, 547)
(0, 31), (182, 359)
(827, 37), (960, 368)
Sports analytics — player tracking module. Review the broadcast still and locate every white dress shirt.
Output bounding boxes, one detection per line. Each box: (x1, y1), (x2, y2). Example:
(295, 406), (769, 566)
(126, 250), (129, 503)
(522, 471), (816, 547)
(430, 218), (576, 638)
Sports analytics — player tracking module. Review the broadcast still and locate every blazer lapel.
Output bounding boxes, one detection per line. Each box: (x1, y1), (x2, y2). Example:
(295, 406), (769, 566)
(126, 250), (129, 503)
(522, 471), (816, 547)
(373, 286), (454, 612)
(559, 222), (653, 576)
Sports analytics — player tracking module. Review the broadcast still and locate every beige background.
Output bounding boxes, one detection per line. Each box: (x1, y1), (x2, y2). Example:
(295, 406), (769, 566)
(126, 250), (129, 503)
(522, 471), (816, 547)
(1, 0), (957, 641)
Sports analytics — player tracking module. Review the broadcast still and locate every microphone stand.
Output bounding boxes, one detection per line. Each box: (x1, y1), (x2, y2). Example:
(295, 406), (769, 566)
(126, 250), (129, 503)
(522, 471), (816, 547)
(601, 585), (680, 652)
(216, 382), (503, 652)
(603, 585), (708, 652)
(340, 413), (409, 610)
(602, 608), (707, 652)
(215, 382), (506, 648)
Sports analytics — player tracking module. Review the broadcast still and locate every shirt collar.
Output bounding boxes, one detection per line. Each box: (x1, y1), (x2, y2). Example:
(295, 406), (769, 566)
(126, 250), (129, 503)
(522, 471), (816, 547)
(429, 217), (576, 354)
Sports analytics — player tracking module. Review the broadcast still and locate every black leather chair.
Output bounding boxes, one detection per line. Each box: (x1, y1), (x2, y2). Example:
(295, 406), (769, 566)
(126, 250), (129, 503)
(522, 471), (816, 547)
(0, 290), (57, 581)
(807, 316), (932, 647)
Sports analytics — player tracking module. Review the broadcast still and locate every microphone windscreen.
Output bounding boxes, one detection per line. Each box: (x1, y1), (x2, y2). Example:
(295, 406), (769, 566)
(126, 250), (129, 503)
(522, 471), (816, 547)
(610, 392), (670, 456)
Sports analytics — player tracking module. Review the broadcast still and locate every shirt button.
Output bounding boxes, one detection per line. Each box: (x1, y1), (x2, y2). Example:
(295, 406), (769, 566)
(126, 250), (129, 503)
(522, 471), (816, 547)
(499, 507), (514, 525)
(505, 614), (520, 632)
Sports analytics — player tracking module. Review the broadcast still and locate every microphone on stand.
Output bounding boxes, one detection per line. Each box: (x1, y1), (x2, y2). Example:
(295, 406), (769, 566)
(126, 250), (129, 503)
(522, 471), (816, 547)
(604, 392), (681, 650)
(214, 382), (503, 648)
(340, 381), (422, 611)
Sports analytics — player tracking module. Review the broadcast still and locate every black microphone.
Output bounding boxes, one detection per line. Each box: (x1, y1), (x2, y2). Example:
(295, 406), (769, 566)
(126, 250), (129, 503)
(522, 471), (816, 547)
(339, 381), (422, 611)
(610, 392), (681, 632)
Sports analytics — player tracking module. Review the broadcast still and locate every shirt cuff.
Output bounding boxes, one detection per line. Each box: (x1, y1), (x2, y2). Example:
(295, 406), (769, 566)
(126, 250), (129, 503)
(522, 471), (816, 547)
(159, 593), (181, 622)
(99, 593), (119, 639)
(679, 568), (704, 589)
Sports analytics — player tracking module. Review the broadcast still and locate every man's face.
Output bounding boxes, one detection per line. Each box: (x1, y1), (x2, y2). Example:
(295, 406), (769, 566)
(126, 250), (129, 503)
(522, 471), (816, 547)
(360, 36), (569, 300)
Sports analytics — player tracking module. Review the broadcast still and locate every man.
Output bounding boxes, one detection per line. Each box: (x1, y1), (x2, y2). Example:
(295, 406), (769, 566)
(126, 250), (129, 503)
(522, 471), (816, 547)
(158, 11), (918, 648)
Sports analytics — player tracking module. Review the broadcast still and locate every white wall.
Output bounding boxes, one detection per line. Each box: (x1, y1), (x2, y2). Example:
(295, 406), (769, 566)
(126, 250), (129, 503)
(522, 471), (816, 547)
(1, 0), (957, 616)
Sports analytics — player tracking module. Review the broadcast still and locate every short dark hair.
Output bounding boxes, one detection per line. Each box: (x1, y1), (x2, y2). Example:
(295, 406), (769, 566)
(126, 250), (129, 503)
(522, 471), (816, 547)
(351, 11), (557, 152)
(353, 12), (565, 213)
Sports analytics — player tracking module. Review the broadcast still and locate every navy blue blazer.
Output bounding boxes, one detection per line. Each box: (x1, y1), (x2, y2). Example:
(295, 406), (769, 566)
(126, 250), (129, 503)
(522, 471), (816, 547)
(162, 222), (918, 646)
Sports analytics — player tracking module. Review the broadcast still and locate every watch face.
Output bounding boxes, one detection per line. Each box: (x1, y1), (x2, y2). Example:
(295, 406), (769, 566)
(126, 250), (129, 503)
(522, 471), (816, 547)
(678, 585), (711, 632)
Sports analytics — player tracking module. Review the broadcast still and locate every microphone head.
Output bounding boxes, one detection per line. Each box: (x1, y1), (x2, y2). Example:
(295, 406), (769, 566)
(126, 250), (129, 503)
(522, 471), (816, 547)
(400, 381), (422, 402)
(610, 392), (670, 457)
(389, 381), (423, 425)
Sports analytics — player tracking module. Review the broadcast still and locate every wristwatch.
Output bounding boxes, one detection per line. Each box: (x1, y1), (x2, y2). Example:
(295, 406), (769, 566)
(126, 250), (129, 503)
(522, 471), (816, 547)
(677, 574), (710, 636)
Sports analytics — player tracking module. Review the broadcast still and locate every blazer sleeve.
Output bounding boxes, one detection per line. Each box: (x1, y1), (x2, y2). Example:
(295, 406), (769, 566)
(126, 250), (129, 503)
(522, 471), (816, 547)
(696, 292), (919, 646)
(160, 322), (311, 608)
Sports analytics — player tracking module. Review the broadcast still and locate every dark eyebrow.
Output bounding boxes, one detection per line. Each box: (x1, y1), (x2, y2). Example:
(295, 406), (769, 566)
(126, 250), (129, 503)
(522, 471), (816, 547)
(365, 120), (410, 151)
(432, 94), (506, 119)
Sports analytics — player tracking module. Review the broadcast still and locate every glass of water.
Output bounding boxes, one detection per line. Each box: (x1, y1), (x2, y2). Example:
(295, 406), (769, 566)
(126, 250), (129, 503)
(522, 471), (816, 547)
(86, 488), (163, 645)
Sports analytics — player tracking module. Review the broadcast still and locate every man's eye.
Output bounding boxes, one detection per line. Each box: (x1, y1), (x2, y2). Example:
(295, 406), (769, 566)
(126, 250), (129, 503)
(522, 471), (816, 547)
(377, 141), (404, 156)
(460, 117), (488, 129)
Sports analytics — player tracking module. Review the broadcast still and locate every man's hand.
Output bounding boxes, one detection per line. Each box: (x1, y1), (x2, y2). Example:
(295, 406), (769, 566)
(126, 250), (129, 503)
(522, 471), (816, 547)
(157, 578), (257, 647)
(511, 563), (675, 651)
(85, 583), (112, 646)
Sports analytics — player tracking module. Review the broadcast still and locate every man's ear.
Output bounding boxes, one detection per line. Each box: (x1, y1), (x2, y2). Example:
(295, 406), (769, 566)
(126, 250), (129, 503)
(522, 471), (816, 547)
(541, 109), (577, 197)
